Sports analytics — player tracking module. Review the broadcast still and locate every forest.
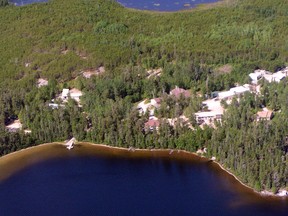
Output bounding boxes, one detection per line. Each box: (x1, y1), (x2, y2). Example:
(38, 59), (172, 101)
(0, 0), (8, 7)
(0, 0), (287, 193)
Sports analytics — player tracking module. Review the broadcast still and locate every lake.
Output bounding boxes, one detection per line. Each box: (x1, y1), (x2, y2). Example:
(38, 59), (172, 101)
(10, 0), (47, 6)
(10, 0), (221, 11)
(0, 144), (287, 216)
(116, 0), (220, 11)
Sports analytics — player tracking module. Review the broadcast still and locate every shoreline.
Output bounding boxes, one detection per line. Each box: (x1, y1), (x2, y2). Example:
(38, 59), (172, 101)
(0, 142), (287, 200)
(115, 0), (237, 14)
(82, 143), (287, 199)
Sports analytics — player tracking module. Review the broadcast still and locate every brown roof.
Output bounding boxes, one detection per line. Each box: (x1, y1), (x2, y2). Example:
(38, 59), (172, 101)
(144, 119), (160, 128)
(170, 87), (191, 98)
(152, 97), (162, 104)
(257, 110), (273, 119)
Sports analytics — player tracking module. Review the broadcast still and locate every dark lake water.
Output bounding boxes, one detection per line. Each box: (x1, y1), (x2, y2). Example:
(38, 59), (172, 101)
(10, 0), (221, 11)
(10, 0), (47, 6)
(116, 0), (220, 11)
(0, 153), (287, 216)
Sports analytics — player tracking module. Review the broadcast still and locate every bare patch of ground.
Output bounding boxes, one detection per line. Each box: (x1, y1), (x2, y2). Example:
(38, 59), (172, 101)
(214, 64), (233, 74)
(82, 66), (105, 78)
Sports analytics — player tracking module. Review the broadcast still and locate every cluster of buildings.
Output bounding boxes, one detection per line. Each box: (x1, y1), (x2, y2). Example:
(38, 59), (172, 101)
(137, 86), (191, 131)
(48, 88), (83, 109)
(249, 67), (288, 84)
(194, 67), (288, 126)
(140, 66), (288, 130)
(195, 85), (251, 126)
(6, 67), (287, 133)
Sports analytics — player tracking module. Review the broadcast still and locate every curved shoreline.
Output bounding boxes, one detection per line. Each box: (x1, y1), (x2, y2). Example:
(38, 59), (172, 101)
(117, 0), (235, 14)
(0, 142), (287, 200)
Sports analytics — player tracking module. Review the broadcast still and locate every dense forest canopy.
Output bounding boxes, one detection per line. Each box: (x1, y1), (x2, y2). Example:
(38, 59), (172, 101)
(0, 0), (8, 7)
(0, 0), (287, 193)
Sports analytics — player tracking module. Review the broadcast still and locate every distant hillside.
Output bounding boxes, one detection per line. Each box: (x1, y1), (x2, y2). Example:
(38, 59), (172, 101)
(0, 0), (287, 84)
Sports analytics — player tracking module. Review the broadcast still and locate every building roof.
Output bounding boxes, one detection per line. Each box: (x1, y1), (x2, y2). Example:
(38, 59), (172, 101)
(218, 86), (250, 99)
(273, 71), (286, 81)
(230, 86), (250, 94)
(170, 86), (191, 98)
(144, 119), (160, 128)
(218, 90), (235, 99)
(257, 110), (273, 119)
(152, 97), (162, 104)
(249, 70), (272, 84)
(69, 88), (83, 97)
(195, 111), (223, 118)
(62, 89), (69, 97)
(6, 120), (22, 131)
(37, 78), (48, 88)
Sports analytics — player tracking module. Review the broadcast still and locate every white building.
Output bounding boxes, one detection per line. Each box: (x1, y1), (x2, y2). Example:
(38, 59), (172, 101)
(218, 85), (250, 100)
(196, 98), (224, 125)
(61, 89), (70, 100)
(249, 68), (288, 84)
(69, 88), (83, 103)
(61, 88), (83, 103)
(6, 120), (22, 132)
(195, 111), (223, 125)
(249, 70), (270, 85)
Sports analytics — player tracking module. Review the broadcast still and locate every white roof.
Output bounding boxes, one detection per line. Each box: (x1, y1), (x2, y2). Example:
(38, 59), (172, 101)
(281, 67), (288, 73)
(273, 72), (285, 81)
(218, 90), (235, 99)
(69, 88), (83, 97)
(249, 71), (263, 80)
(249, 70), (272, 84)
(230, 86), (249, 94)
(218, 86), (250, 99)
(202, 99), (224, 113)
(195, 111), (223, 118)
(263, 72), (285, 83)
(6, 120), (22, 130)
(62, 89), (69, 97)
(263, 74), (273, 82)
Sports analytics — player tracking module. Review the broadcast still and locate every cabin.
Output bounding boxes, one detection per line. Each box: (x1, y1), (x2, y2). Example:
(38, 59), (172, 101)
(218, 85), (250, 100)
(37, 78), (48, 88)
(170, 86), (191, 98)
(5, 119), (22, 133)
(144, 119), (160, 131)
(195, 112), (223, 125)
(69, 88), (83, 103)
(249, 70), (269, 85)
(48, 103), (65, 109)
(136, 98), (160, 118)
(249, 69), (288, 84)
(263, 71), (286, 83)
(60, 88), (83, 103)
(61, 89), (69, 100)
(137, 99), (152, 115)
(256, 110), (273, 121)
